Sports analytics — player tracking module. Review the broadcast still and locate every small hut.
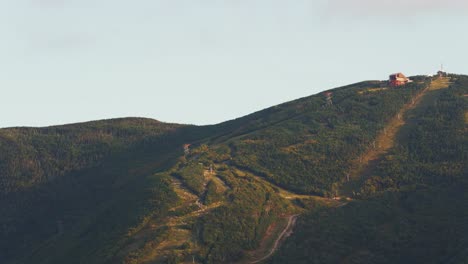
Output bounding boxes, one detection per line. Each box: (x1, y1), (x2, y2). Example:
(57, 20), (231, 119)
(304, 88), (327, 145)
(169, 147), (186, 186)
(389, 73), (411, 86)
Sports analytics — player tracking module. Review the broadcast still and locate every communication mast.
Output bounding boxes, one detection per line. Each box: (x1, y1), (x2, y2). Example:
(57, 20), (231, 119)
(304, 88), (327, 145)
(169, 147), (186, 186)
(438, 64), (447, 77)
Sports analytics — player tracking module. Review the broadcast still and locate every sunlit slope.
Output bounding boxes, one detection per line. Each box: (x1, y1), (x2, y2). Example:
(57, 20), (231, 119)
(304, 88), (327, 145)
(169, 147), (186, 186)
(270, 75), (468, 264)
(2, 75), (451, 264)
(111, 76), (436, 263)
(217, 77), (430, 195)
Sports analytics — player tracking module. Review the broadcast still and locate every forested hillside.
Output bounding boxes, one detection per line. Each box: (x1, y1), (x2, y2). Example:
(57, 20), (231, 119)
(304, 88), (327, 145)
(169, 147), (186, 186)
(0, 118), (194, 263)
(226, 77), (430, 195)
(270, 75), (468, 264)
(1, 74), (465, 264)
(0, 118), (183, 194)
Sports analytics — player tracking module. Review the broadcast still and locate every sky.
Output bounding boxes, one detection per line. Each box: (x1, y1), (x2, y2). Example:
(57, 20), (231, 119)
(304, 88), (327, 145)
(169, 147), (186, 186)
(1, 0), (468, 128)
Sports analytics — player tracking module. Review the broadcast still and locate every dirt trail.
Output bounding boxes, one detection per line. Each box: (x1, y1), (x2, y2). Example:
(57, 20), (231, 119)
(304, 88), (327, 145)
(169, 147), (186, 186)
(249, 215), (299, 264)
(355, 78), (450, 171)
(166, 202), (223, 227)
(342, 77), (451, 195)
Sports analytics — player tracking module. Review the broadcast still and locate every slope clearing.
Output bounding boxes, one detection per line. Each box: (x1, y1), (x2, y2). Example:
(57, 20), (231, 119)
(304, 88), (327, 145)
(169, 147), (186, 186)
(341, 77), (451, 196)
(270, 75), (467, 264)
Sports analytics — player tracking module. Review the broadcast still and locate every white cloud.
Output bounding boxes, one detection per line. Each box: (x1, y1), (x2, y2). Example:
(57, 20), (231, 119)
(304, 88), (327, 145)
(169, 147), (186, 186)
(30, 0), (67, 8)
(325, 0), (468, 17)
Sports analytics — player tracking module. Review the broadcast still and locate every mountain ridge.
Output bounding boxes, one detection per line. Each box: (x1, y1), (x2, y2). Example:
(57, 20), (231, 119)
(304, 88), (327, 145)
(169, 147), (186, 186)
(1, 74), (466, 264)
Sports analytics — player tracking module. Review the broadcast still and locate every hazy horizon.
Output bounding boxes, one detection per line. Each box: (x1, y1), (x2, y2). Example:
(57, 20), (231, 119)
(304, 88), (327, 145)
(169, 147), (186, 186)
(2, 0), (467, 128)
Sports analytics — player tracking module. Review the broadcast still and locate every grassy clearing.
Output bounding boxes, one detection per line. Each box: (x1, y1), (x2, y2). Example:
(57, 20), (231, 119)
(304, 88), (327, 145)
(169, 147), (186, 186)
(429, 77), (451, 90)
(357, 87), (388, 94)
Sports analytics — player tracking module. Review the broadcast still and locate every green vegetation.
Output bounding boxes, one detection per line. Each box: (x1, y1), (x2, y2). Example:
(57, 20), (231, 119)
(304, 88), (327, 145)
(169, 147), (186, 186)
(115, 144), (296, 264)
(195, 169), (293, 263)
(0, 118), (191, 264)
(229, 78), (430, 195)
(203, 180), (223, 205)
(364, 77), (467, 193)
(0, 145), (181, 264)
(0, 118), (182, 194)
(1, 75), (466, 264)
(270, 75), (468, 264)
(271, 189), (468, 264)
(172, 162), (205, 195)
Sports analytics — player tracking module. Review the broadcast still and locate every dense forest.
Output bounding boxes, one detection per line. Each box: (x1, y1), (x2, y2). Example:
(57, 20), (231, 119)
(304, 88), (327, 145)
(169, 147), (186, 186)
(228, 77), (430, 195)
(270, 75), (468, 264)
(0, 74), (466, 264)
(0, 118), (183, 194)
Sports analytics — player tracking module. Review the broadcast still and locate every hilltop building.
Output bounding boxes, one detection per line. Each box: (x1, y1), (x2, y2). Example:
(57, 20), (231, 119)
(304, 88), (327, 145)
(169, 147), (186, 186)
(389, 73), (411, 86)
(438, 71), (447, 77)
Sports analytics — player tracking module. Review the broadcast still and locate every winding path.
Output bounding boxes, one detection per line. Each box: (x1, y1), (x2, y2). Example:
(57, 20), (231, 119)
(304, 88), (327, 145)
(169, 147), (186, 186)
(250, 214), (299, 264)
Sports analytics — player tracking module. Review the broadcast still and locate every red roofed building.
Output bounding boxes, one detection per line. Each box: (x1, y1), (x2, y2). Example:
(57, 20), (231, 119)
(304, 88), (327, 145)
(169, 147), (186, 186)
(389, 73), (410, 86)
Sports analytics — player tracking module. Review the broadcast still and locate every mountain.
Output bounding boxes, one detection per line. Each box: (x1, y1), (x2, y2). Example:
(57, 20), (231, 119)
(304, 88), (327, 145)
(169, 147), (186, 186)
(270, 76), (468, 264)
(0, 74), (466, 264)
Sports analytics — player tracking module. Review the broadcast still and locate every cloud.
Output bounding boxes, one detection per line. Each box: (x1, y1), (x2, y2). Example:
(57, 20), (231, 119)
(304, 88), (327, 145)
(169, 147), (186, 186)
(31, 0), (67, 8)
(325, 0), (468, 17)
(25, 32), (96, 55)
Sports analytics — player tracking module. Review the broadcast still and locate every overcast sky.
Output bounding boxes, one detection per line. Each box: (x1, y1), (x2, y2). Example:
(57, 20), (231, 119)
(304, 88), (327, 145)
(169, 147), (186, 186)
(1, 0), (468, 128)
